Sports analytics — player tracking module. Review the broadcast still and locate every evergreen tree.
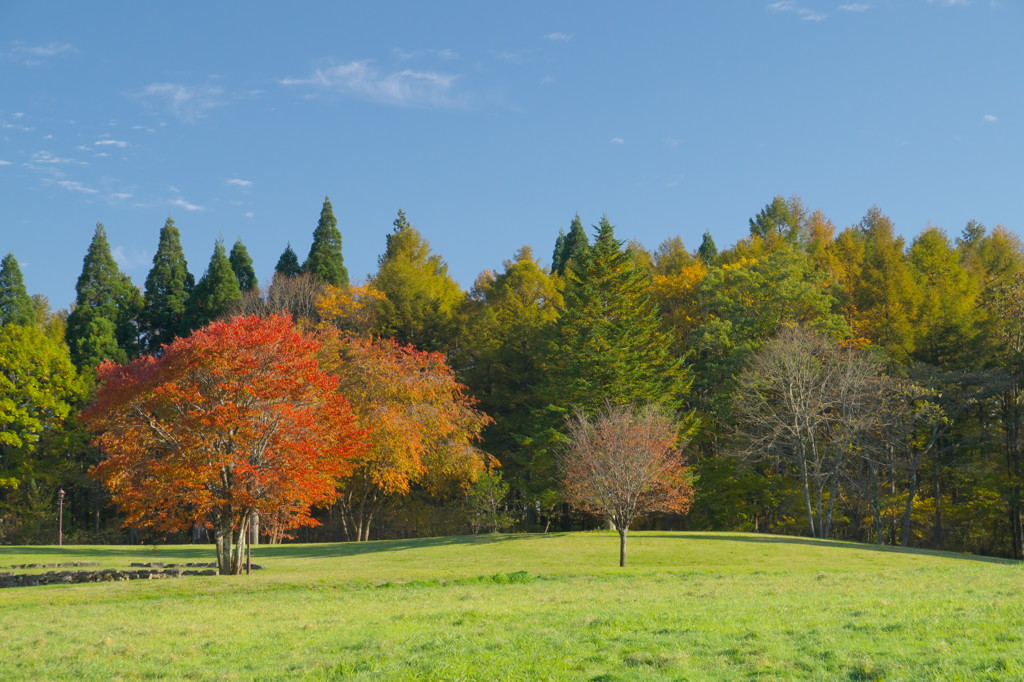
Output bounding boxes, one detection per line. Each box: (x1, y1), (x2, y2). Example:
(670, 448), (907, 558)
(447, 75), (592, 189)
(303, 196), (349, 287)
(697, 231), (719, 265)
(551, 214), (590, 276)
(141, 218), (194, 352)
(275, 244), (302, 278)
(185, 240), (243, 332)
(65, 223), (144, 368)
(370, 209), (464, 352)
(0, 253), (36, 327)
(229, 238), (258, 292)
(542, 216), (690, 414)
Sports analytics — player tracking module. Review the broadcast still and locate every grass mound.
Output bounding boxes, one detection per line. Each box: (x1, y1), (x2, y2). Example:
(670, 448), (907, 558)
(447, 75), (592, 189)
(1, 531), (1021, 680)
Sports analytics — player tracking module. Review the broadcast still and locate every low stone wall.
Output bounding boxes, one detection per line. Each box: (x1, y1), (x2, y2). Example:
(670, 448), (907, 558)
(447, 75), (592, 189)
(0, 562), (264, 588)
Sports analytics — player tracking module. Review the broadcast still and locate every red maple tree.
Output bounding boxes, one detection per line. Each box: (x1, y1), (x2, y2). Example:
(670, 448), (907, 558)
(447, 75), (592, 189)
(84, 315), (365, 574)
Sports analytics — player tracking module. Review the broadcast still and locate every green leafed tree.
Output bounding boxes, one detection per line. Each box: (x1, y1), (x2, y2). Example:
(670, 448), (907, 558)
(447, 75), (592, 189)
(141, 218), (194, 352)
(0, 253), (36, 328)
(459, 246), (563, 492)
(303, 196), (349, 287)
(229, 238), (258, 293)
(370, 209), (464, 352)
(185, 240), (243, 332)
(275, 244), (302, 278)
(65, 223), (144, 368)
(0, 324), (84, 451)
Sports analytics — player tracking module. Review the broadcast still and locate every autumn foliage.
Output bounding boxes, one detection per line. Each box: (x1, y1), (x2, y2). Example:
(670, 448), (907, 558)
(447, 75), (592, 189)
(84, 315), (365, 574)
(318, 330), (493, 541)
(562, 403), (693, 566)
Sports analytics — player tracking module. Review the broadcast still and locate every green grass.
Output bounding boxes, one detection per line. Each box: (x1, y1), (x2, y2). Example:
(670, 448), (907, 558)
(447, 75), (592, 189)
(1, 531), (1021, 680)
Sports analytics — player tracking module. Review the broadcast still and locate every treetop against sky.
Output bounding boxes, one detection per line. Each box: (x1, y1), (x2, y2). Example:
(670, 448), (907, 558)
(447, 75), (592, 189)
(2, 1), (1020, 308)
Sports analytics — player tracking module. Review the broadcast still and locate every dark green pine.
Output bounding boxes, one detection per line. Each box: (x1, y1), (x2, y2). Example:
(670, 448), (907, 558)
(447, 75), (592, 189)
(551, 214), (590, 276)
(65, 223), (144, 368)
(185, 240), (242, 332)
(697, 231), (719, 265)
(0, 253), (36, 327)
(141, 218), (194, 352)
(303, 196), (349, 287)
(229, 238), (258, 293)
(542, 216), (689, 414)
(275, 244), (302, 278)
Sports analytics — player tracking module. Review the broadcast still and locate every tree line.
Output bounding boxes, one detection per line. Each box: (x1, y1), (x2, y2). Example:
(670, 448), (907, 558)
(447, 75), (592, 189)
(2, 194), (1023, 559)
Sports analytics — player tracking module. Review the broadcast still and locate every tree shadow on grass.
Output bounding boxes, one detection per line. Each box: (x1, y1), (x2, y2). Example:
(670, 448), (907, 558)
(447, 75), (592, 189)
(253, 532), (549, 560)
(650, 532), (1018, 565)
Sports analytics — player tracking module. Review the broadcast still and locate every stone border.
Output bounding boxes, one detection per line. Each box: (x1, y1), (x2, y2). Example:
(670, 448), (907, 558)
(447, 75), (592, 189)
(0, 563), (264, 588)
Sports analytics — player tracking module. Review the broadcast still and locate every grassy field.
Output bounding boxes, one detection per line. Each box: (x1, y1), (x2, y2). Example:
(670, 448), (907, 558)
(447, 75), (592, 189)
(0, 531), (1021, 680)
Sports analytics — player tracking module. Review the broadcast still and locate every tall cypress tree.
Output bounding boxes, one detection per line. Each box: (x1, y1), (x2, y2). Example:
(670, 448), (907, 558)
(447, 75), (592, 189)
(542, 216), (689, 414)
(697, 231), (718, 265)
(0, 253), (36, 327)
(141, 218), (194, 352)
(551, 214), (590, 276)
(229, 238), (258, 293)
(275, 244), (302, 278)
(185, 240), (242, 332)
(303, 196), (349, 287)
(65, 223), (144, 368)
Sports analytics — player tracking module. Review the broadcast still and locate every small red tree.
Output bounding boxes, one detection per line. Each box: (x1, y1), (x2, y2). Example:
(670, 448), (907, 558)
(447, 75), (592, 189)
(562, 403), (694, 567)
(84, 315), (365, 574)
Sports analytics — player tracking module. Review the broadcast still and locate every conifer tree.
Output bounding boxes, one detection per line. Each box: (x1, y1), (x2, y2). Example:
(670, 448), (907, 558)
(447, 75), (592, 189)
(0, 253), (36, 327)
(551, 214), (590, 276)
(303, 196), (349, 287)
(697, 231), (718, 265)
(542, 216), (690, 414)
(65, 223), (144, 368)
(141, 218), (194, 352)
(185, 240), (243, 332)
(370, 209), (463, 352)
(229, 238), (258, 292)
(275, 244), (302, 278)
(749, 195), (804, 240)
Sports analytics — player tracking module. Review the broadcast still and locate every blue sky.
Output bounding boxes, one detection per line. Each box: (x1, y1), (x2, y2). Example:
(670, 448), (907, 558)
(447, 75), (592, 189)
(2, 1), (1021, 308)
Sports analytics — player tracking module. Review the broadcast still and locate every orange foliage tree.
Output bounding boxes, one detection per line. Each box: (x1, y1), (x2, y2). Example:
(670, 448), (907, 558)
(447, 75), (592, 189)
(562, 403), (694, 567)
(319, 331), (493, 541)
(84, 315), (365, 574)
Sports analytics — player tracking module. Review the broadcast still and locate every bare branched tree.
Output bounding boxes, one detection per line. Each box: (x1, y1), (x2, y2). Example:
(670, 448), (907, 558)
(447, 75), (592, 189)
(733, 326), (883, 539)
(231, 272), (327, 325)
(561, 403), (693, 567)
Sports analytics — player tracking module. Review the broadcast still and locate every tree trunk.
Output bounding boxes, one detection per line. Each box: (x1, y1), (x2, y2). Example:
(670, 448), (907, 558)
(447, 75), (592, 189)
(901, 467), (918, 547)
(618, 526), (628, 567)
(799, 454), (816, 538)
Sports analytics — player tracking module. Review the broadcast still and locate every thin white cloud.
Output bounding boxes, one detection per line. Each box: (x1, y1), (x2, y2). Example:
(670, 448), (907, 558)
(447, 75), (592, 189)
(94, 139), (127, 148)
(110, 193), (133, 200)
(138, 83), (225, 122)
(3, 41), (75, 66)
(0, 160), (11, 165)
(545, 32), (574, 41)
(541, 76), (556, 85)
(56, 180), (98, 194)
(30, 150), (84, 165)
(983, 114), (998, 122)
(170, 198), (204, 211)
(768, 1), (826, 20)
(927, 0), (969, 5)
(244, 212), (254, 218)
(394, 48), (458, 61)
(610, 137), (625, 144)
(111, 246), (150, 269)
(227, 178), (252, 187)
(281, 60), (462, 108)
(839, 3), (871, 10)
